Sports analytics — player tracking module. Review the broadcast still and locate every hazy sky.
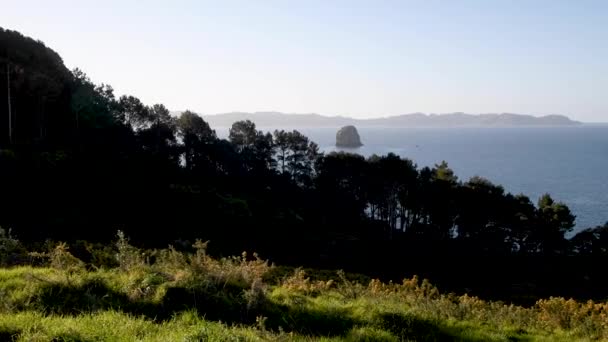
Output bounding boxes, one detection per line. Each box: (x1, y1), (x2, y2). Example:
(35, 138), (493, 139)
(3, 0), (607, 121)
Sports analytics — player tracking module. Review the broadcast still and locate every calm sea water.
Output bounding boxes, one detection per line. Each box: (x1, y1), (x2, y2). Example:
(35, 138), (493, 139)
(218, 125), (608, 233)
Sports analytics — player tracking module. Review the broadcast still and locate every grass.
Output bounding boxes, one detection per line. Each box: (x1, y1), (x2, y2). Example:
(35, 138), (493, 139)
(0, 234), (607, 341)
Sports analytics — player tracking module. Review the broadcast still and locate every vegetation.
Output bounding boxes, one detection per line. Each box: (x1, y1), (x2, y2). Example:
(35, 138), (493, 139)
(1, 235), (608, 341)
(2, 26), (608, 339)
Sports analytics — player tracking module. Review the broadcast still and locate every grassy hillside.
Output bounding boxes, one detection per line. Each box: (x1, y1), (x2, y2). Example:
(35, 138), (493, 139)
(1, 236), (607, 341)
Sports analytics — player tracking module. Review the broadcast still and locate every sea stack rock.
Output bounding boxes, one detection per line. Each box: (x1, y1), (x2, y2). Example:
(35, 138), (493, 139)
(336, 125), (363, 148)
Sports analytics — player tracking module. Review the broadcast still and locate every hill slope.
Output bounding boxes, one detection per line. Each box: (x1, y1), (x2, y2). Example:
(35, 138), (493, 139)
(0, 240), (604, 341)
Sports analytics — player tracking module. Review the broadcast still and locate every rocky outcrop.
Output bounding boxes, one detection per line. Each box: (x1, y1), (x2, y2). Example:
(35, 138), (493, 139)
(336, 125), (363, 148)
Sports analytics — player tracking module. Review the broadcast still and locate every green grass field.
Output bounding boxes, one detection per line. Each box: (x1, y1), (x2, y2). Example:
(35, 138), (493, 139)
(0, 236), (607, 341)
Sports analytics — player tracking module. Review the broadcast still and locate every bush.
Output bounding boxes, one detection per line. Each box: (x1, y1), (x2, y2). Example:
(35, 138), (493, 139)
(115, 230), (149, 272)
(281, 268), (334, 296)
(0, 228), (26, 267)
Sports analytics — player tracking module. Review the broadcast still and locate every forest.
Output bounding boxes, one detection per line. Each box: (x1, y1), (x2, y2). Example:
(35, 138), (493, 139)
(1, 27), (608, 303)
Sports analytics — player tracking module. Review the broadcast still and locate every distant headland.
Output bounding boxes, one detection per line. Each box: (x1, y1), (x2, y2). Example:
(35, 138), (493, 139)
(196, 111), (581, 128)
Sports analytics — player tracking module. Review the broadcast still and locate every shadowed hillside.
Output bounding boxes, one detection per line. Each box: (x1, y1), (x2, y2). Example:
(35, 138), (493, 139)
(1, 27), (608, 300)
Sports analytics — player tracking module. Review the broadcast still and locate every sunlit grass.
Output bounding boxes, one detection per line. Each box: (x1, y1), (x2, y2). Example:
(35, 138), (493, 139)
(0, 311), (276, 342)
(0, 238), (606, 341)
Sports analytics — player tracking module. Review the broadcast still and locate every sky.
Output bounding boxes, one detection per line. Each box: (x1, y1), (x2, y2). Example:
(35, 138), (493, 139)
(2, 0), (607, 121)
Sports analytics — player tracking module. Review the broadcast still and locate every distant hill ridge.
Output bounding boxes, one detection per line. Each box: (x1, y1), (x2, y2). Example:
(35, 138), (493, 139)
(184, 111), (581, 128)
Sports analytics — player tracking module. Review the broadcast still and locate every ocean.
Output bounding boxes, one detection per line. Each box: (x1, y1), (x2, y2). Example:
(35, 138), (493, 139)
(217, 125), (608, 233)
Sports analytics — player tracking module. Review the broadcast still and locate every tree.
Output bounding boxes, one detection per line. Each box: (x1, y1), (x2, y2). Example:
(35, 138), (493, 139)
(176, 110), (216, 170)
(273, 129), (320, 186)
(136, 104), (178, 169)
(533, 194), (576, 254)
(149, 104), (174, 128)
(70, 69), (118, 131)
(176, 111), (214, 142)
(413, 161), (459, 239)
(456, 176), (511, 253)
(506, 194), (538, 253)
(285, 130), (314, 185)
(365, 153), (418, 238)
(0, 28), (72, 146)
(229, 120), (275, 171)
(315, 152), (369, 227)
(571, 223), (608, 255)
(273, 129), (289, 174)
(306, 141), (322, 179)
(117, 95), (150, 130)
(537, 194), (576, 236)
(433, 160), (458, 183)
(229, 120), (258, 150)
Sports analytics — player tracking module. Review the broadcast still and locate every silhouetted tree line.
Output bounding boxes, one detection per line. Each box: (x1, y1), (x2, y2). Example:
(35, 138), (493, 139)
(2, 27), (608, 301)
